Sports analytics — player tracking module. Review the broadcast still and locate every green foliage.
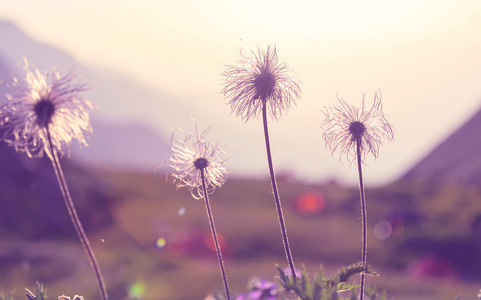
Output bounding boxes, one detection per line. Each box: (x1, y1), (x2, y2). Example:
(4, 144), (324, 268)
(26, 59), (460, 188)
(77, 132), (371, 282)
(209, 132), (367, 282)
(25, 282), (46, 300)
(277, 263), (379, 300)
(363, 286), (386, 300)
(0, 283), (84, 300)
(0, 291), (15, 300)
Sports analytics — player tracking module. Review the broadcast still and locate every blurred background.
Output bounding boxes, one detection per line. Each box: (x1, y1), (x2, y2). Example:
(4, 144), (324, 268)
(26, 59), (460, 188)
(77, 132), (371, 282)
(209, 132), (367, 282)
(1, 1), (481, 299)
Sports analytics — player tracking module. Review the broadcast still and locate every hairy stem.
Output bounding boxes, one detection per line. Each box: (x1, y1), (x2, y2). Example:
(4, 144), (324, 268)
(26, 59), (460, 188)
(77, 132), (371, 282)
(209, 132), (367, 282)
(47, 129), (109, 300)
(262, 100), (297, 282)
(201, 169), (231, 300)
(356, 139), (367, 300)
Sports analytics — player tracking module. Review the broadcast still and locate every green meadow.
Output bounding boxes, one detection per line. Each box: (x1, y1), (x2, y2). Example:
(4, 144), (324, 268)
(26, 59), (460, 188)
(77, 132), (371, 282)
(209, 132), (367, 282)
(2, 167), (481, 300)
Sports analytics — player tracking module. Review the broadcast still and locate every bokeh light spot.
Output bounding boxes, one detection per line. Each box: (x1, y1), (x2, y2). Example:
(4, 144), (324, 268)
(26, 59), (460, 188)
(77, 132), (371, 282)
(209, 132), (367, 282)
(390, 218), (405, 237)
(203, 233), (226, 251)
(129, 281), (146, 299)
(156, 237), (166, 249)
(178, 206), (186, 216)
(295, 192), (325, 215)
(374, 221), (392, 240)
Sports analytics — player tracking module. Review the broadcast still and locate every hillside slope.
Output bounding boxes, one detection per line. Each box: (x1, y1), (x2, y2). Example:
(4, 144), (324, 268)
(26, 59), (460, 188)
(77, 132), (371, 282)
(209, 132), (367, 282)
(403, 105), (481, 184)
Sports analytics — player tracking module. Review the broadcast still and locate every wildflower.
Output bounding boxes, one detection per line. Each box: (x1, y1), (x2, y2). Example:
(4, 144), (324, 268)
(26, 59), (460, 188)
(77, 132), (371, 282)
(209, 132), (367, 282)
(2, 61), (108, 300)
(221, 44), (301, 122)
(322, 91), (393, 300)
(0, 60), (94, 159)
(236, 278), (278, 300)
(322, 91), (394, 164)
(165, 125), (227, 199)
(164, 125), (231, 299)
(222, 45), (299, 283)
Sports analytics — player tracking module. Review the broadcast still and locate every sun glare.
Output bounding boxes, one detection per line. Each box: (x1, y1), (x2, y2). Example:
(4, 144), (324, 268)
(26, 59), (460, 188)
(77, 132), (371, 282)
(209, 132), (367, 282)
(207, 0), (462, 42)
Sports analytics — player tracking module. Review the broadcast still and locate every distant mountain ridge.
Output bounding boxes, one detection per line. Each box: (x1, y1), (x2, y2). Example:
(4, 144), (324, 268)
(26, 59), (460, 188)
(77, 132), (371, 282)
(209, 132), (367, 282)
(8, 19), (480, 187)
(0, 49), (13, 99)
(403, 105), (481, 184)
(0, 20), (174, 171)
(72, 120), (169, 171)
(0, 20), (77, 73)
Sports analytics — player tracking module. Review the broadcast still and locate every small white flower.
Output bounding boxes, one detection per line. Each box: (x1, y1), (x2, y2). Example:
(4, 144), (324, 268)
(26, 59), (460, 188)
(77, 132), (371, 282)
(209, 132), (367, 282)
(165, 125), (227, 199)
(221, 44), (301, 122)
(0, 59), (94, 159)
(322, 91), (394, 164)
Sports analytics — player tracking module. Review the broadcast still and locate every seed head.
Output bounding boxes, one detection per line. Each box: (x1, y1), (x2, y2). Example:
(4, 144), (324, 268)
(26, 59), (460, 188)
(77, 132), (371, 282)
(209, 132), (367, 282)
(0, 59), (94, 159)
(164, 125), (227, 199)
(322, 91), (394, 164)
(221, 44), (301, 122)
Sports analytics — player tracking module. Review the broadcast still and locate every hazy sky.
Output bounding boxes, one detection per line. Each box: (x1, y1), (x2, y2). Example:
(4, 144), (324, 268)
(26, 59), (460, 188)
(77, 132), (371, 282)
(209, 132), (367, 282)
(1, 0), (481, 185)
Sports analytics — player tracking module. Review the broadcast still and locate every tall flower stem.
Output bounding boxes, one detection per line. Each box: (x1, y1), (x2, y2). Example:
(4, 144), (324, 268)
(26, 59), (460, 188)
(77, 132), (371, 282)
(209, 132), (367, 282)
(47, 129), (109, 300)
(262, 100), (296, 282)
(200, 169), (231, 300)
(356, 139), (367, 300)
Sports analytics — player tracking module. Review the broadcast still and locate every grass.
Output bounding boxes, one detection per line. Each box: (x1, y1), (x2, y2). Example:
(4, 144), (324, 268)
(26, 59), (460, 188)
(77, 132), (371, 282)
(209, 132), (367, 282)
(1, 167), (481, 299)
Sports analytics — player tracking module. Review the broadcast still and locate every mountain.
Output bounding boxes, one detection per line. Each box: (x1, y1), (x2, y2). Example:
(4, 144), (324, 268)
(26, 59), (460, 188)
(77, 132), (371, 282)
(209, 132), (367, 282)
(0, 20), (179, 171)
(72, 120), (169, 171)
(0, 20), (77, 75)
(0, 49), (12, 98)
(403, 105), (481, 184)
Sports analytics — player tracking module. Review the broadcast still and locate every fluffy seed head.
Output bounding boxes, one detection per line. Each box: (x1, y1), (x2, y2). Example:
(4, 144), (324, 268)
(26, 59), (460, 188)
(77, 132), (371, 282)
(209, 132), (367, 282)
(322, 91), (394, 164)
(0, 59), (94, 159)
(164, 125), (227, 199)
(221, 44), (301, 122)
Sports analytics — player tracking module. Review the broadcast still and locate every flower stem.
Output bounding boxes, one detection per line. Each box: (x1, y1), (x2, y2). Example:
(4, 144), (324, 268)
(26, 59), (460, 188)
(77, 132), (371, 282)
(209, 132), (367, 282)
(201, 169), (231, 300)
(47, 129), (109, 300)
(356, 139), (367, 300)
(262, 100), (297, 282)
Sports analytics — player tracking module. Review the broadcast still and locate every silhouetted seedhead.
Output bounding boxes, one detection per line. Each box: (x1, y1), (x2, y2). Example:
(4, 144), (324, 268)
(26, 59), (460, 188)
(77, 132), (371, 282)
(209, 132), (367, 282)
(253, 71), (276, 101)
(34, 98), (56, 128)
(164, 125), (227, 199)
(322, 91), (394, 164)
(194, 157), (209, 170)
(221, 44), (301, 122)
(349, 121), (366, 141)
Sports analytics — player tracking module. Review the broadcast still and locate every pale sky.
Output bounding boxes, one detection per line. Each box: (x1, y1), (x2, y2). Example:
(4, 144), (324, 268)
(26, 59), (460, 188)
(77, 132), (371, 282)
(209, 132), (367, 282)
(1, 0), (481, 185)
